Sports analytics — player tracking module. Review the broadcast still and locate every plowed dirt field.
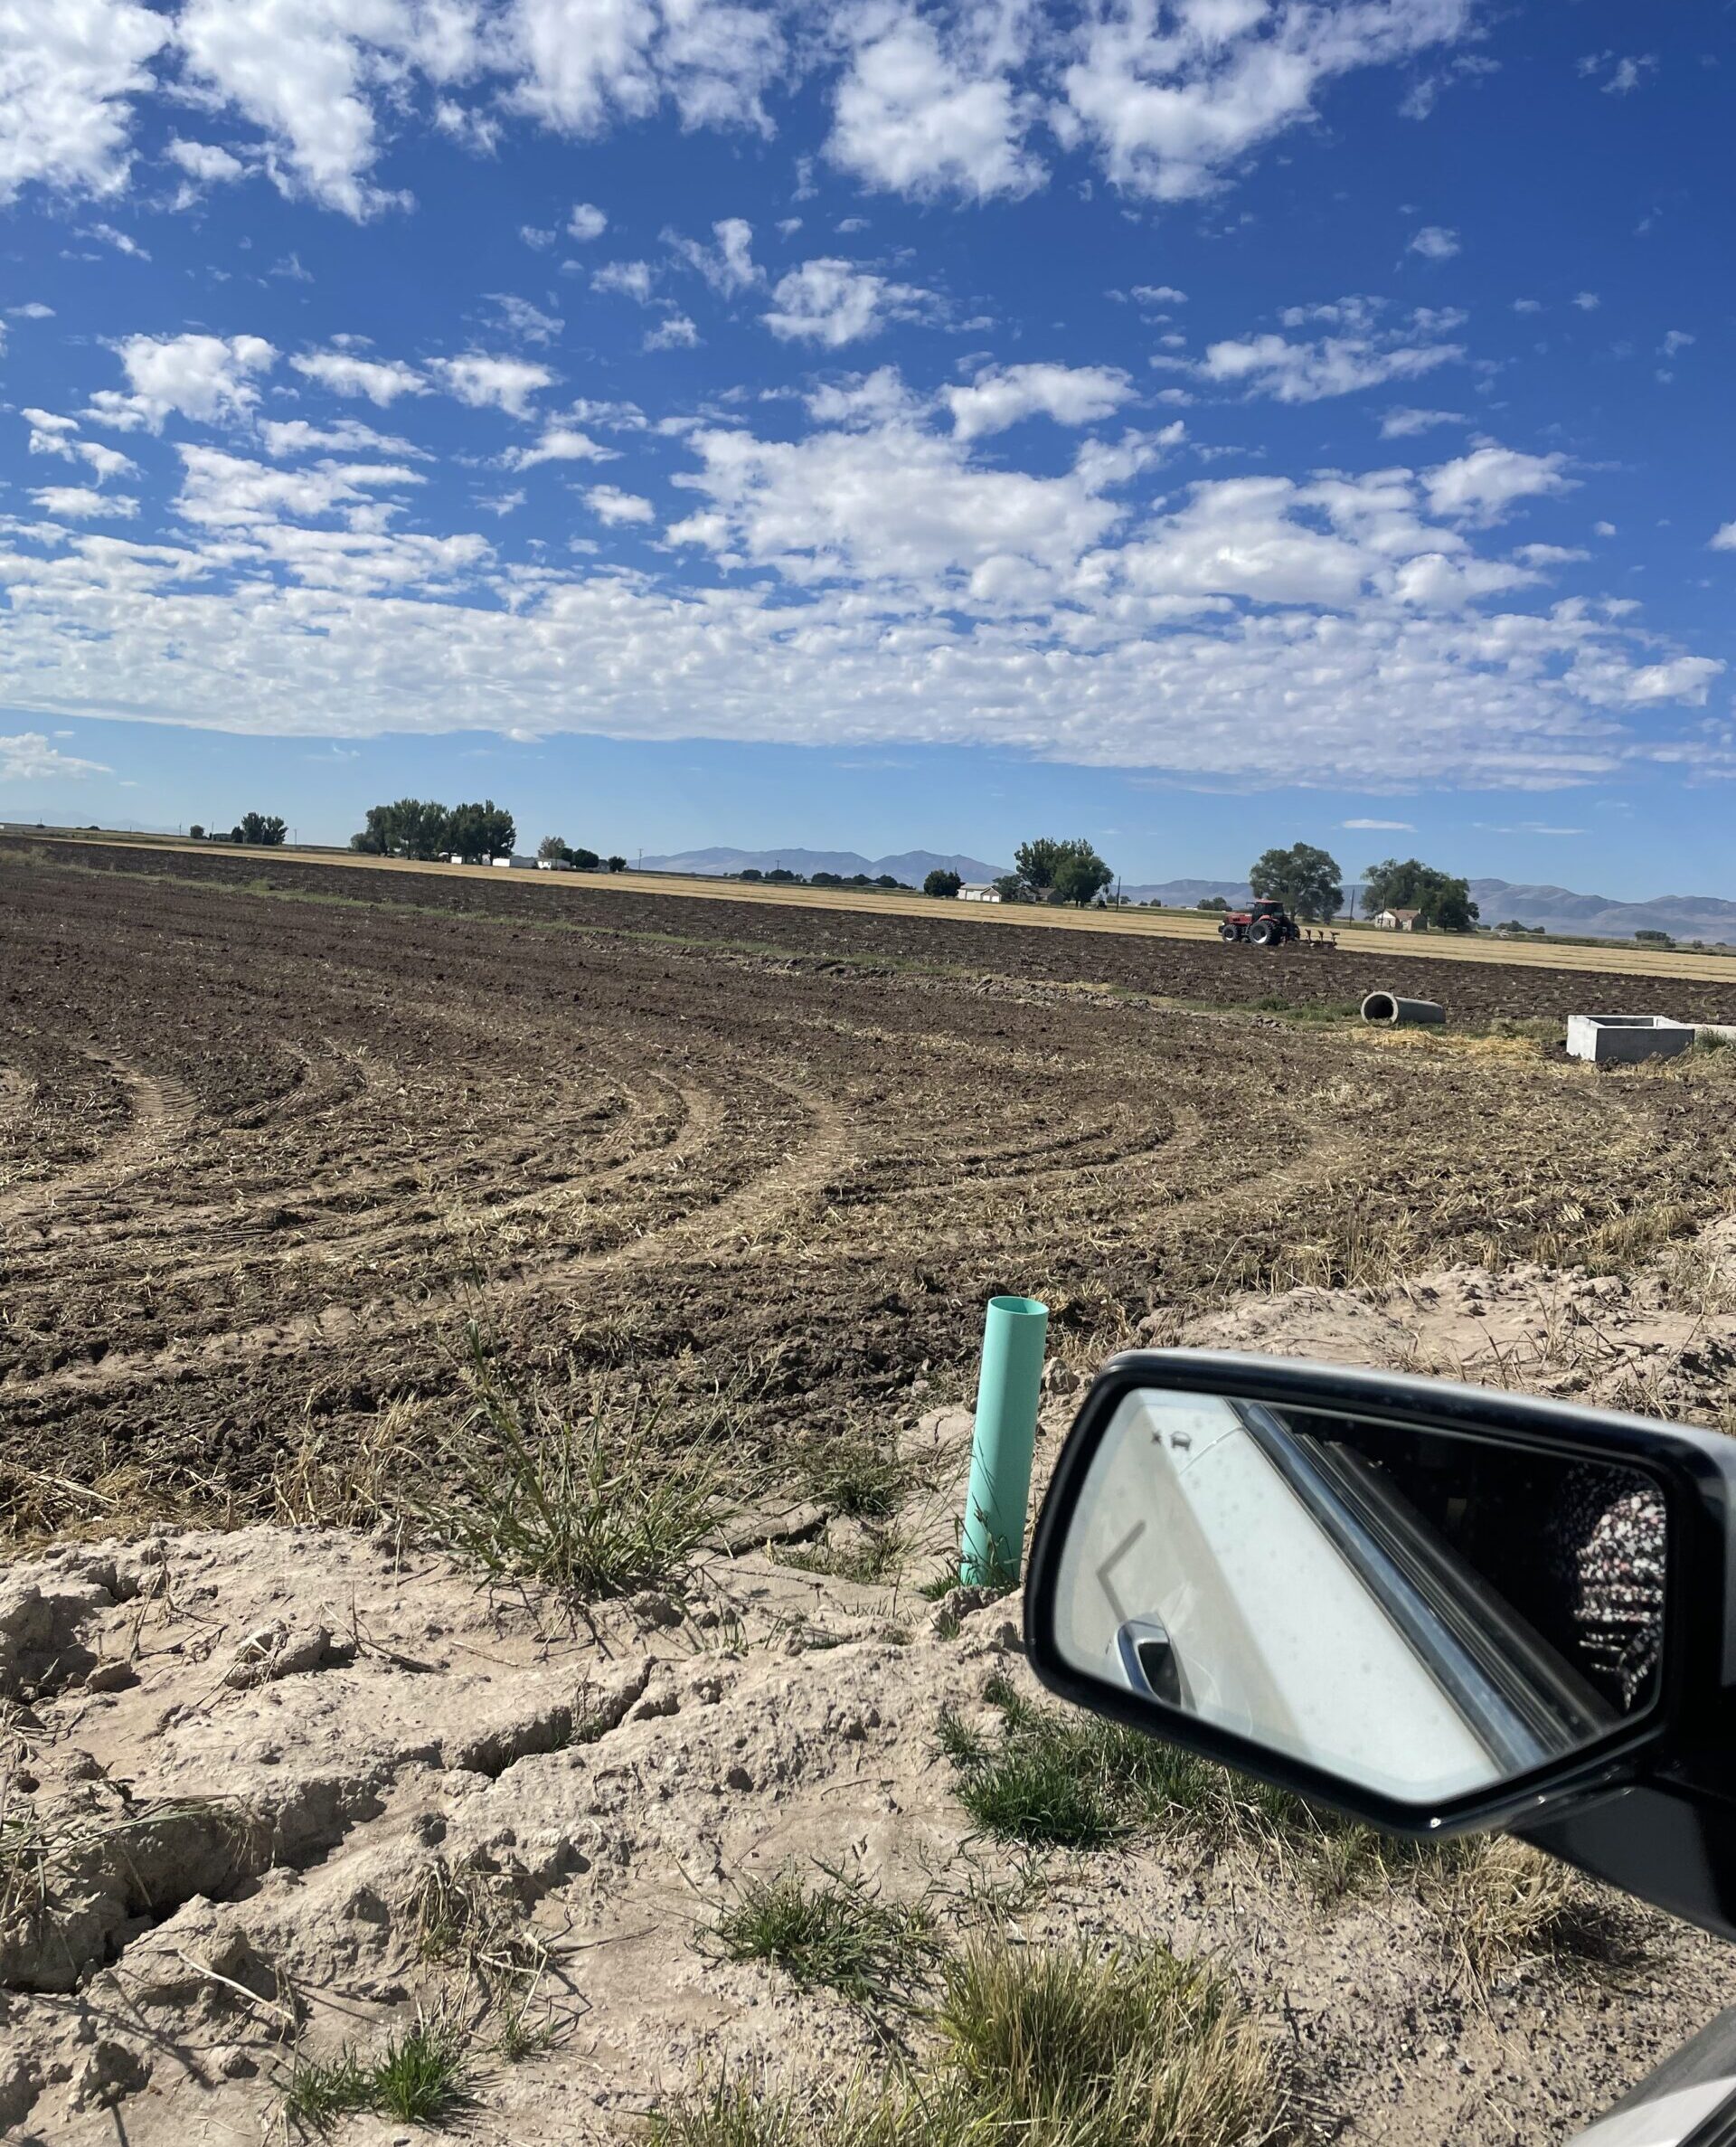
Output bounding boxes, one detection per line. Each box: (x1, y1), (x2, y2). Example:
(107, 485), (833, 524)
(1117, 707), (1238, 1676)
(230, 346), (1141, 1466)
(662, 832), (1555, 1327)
(6, 834), (1736, 1527)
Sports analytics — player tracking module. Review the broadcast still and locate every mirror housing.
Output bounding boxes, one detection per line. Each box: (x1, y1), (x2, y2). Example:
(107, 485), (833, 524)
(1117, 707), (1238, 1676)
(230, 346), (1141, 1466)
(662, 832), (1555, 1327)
(1025, 1351), (1736, 1937)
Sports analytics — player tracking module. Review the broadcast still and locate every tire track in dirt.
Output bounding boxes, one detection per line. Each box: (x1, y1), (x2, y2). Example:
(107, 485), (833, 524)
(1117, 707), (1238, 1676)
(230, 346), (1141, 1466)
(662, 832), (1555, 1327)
(0, 1071), (851, 1406)
(0, 1060), (195, 1230)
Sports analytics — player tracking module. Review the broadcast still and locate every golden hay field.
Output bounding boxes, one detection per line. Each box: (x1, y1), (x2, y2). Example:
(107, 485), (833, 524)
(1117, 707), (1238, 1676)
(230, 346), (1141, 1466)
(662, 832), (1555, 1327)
(30, 827), (1736, 985)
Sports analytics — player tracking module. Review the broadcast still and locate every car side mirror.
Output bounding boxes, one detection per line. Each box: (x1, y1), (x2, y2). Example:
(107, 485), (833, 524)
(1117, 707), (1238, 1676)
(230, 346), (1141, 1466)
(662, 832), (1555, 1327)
(1024, 1351), (1736, 1937)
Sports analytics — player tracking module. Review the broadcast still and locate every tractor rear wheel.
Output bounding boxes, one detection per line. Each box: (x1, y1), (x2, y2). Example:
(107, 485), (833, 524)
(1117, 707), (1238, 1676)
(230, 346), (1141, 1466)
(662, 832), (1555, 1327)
(1250, 918), (1278, 947)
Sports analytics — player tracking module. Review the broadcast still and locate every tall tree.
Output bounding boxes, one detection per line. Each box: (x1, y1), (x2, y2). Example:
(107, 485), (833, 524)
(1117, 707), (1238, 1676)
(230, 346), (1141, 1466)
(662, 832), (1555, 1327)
(1249, 843), (1344, 922)
(923, 868), (962, 897)
(1014, 836), (1113, 906)
(237, 811), (287, 846)
(1362, 857), (1480, 932)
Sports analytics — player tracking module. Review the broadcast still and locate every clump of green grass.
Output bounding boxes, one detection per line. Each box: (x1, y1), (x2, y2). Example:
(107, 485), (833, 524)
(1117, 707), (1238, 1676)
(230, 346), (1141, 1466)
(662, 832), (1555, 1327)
(283, 2011), (474, 2134)
(414, 1327), (739, 1600)
(373, 2011), (474, 2125)
(283, 2046), (374, 2131)
(788, 1430), (915, 1521)
(710, 1864), (944, 2007)
(938, 1672), (1227, 1849)
(649, 1936), (1283, 2147)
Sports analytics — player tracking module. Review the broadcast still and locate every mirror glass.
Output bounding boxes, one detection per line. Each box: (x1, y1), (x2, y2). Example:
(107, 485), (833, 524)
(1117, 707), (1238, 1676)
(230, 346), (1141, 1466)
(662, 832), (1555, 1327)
(1050, 1387), (1667, 1806)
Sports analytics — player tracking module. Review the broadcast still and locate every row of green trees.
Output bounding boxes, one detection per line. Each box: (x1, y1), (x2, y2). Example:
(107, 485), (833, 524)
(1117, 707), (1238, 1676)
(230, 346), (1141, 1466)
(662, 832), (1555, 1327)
(1240, 845), (1480, 931)
(539, 836), (627, 872)
(351, 799), (515, 863)
(188, 814), (286, 847)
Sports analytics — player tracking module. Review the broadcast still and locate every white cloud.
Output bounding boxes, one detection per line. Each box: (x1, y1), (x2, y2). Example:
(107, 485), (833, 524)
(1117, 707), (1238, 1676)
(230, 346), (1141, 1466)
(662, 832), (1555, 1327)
(171, 444), (423, 534)
(30, 485), (140, 519)
(501, 0), (783, 140)
(645, 311), (700, 350)
(0, 0), (168, 206)
(1061, 0), (1472, 203)
(1200, 318), (1462, 402)
(1712, 524), (1736, 553)
(84, 220), (150, 258)
(430, 353), (554, 417)
(92, 331), (276, 430)
(828, 7), (1042, 203)
(945, 364), (1136, 442)
(568, 201), (608, 241)
(668, 215), (760, 293)
(762, 258), (930, 346)
(1130, 283), (1186, 306)
(166, 136), (247, 184)
(1379, 406), (1465, 437)
(1513, 543), (1589, 567)
(260, 416), (426, 458)
(174, 0), (469, 218)
(487, 292), (564, 344)
(593, 259), (657, 301)
(0, 731), (113, 780)
(292, 349), (428, 404)
(1424, 444), (1575, 522)
(1343, 818), (1414, 830)
(1407, 223), (1459, 260)
(1660, 329), (1694, 358)
(587, 484), (656, 524)
(1572, 290), (1600, 311)
(1580, 52), (1656, 96)
(505, 422), (613, 469)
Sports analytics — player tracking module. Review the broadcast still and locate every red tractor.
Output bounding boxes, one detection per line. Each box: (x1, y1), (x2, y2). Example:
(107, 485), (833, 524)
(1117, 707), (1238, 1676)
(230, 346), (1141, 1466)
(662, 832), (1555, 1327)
(1218, 898), (1304, 947)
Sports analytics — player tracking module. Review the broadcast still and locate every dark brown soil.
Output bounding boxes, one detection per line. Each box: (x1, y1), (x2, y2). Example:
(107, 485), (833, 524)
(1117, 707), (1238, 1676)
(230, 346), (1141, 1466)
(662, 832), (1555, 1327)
(6, 837), (1736, 1527)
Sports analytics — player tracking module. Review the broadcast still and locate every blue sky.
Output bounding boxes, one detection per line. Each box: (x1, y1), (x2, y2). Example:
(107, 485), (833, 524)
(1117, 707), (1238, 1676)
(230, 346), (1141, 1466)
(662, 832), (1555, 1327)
(1, 0), (1732, 894)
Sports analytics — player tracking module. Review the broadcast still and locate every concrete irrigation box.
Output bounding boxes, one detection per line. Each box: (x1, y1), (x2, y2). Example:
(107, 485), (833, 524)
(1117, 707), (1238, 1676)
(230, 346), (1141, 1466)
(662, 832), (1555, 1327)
(1567, 1015), (1694, 1065)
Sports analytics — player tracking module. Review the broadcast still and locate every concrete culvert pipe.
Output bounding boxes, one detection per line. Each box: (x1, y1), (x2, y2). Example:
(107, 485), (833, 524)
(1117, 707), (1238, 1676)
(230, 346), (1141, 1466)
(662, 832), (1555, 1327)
(1362, 991), (1445, 1027)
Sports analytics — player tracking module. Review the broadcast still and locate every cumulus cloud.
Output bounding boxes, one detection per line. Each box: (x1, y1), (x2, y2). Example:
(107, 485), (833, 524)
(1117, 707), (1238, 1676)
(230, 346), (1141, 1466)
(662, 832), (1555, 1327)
(291, 349), (429, 403)
(668, 215), (760, 293)
(1343, 818), (1415, 830)
(587, 484), (656, 523)
(828, 6), (1042, 202)
(0, 0), (168, 205)
(505, 422), (613, 469)
(166, 136), (248, 186)
(593, 259), (657, 301)
(1408, 224), (1459, 259)
(0, 731), (114, 780)
(1199, 314), (1463, 402)
(762, 259), (930, 345)
(945, 363), (1136, 441)
(644, 312), (700, 350)
(1061, 0), (1472, 203)
(487, 293), (564, 344)
(89, 331), (276, 430)
(1424, 444), (1575, 522)
(29, 486), (139, 520)
(1379, 406), (1465, 437)
(429, 354), (554, 417)
(569, 200), (608, 240)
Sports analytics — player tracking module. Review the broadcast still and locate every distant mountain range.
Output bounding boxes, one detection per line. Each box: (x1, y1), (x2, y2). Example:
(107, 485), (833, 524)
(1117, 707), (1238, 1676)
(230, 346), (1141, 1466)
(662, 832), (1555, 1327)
(638, 850), (1736, 944)
(638, 845), (1011, 884)
(1116, 876), (1736, 942)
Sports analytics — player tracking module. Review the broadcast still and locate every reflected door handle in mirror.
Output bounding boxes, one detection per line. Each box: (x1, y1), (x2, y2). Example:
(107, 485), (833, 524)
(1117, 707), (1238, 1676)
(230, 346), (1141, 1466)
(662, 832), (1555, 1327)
(1116, 1614), (1184, 1706)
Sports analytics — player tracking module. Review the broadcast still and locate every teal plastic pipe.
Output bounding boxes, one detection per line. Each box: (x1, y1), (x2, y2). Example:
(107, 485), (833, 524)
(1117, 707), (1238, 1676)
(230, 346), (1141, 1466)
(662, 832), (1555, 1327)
(959, 1294), (1050, 1588)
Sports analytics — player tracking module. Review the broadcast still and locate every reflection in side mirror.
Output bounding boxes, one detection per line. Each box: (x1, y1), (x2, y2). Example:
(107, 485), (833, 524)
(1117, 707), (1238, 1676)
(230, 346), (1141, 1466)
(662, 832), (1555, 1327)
(1043, 1378), (1667, 1814)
